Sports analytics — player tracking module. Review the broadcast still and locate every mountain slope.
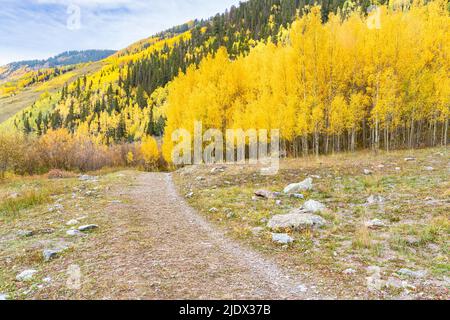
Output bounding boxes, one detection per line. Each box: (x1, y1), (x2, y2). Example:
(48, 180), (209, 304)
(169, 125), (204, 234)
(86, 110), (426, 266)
(0, 50), (116, 83)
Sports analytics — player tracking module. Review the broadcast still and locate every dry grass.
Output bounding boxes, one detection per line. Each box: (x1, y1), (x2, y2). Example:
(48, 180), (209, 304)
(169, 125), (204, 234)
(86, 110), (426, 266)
(173, 147), (450, 299)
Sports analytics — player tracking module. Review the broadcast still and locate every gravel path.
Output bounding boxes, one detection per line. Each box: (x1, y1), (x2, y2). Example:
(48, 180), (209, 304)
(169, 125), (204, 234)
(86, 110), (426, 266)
(91, 172), (322, 299)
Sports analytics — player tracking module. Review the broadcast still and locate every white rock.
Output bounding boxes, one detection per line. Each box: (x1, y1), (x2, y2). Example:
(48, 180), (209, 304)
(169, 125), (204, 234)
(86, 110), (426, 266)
(66, 229), (83, 237)
(343, 268), (356, 275)
(363, 169), (373, 175)
(8, 192), (20, 199)
(365, 219), (387, 229)
(251, 227), (264, 235)
(208, 207), (218, 213)
(271, 233), (294, 244)
(185, 192), (194, 198)
(66, 219), (79, 226)
(397, 268), (427, 278)
(254, 190), (277, 199)
(283, 178), (313, 194)
(367, 195), (385, 205)
(267, 211), (326, 230)
(302, 200), (326, 213)
(289, 193), (304, 199)
(424, 166), (434, 171)
(275, 200), (282, 206)
(16, 269), (37, 281)
(78, 224), (99, 232)
(79, 175), (98, 181)
(404, 157), (416, 162)
(395, 167), (401, 171)
(0, 293), (8, 300)
(43, 249), (61, 262)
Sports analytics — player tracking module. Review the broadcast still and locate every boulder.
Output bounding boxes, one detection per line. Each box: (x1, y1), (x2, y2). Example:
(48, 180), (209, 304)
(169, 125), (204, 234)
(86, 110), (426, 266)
(302, 200), (326, 213)
(283, 178), (313, 194)
(271, 233), (294, 244)
(16, 269), (37, 282)
(267, 212), (326, 231)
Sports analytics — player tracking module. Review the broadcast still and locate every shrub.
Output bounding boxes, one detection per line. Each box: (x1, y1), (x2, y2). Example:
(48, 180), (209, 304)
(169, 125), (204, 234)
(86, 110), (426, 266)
(140, 136), (160, 170)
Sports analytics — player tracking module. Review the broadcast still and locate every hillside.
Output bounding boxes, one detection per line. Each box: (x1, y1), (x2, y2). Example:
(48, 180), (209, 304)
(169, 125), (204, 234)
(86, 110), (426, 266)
(0, 50), (116, 83)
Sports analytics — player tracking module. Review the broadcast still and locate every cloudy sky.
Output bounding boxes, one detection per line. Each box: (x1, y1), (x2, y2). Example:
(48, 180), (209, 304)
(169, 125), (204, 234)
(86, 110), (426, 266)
(0, 0), (241, 65)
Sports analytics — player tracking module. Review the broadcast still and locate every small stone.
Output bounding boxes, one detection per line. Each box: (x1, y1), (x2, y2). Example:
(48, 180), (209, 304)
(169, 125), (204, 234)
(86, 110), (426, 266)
(367, 195), (385, 205)
(66, 229), (83, 237)
(290, 193), (304, 199)
(17, 230), (34, 238)
(404, 157), (416, 162)
(79, 175), (98, 181)
(343, 268), (356, 275)
(275, 200), (282, 206)
(397, 268), (427, 278)
(272, 233), (294, 244)
(296, 285), (308, 293)
(43, 249), (60, 262)
(366, 219), (387, 229)
(365, 219), (387, 229)
(208, 207), (218, 213)
(16, 269), (37, 282)
(8, 192), (20, 199)
(251, 227), (264, 235)
(195, 176), (205, 181)
(395, 167), (401, 171)
(0, 293), (9, 300)
(377, 164), (385, 168)
(283, 178), (313, 194)
(424, 166), (434, 171)
(185, 192), (194, 198)
(109, 200), (122, 204)
(66, 219), (79, 226)
(363, 169), (373, 175)
(302, 200), (326, 213)
(42, 277), (52, 283)
(385, 277), (404, 289)
(254, 190), (277, 199)
(78, 224), (99, 232)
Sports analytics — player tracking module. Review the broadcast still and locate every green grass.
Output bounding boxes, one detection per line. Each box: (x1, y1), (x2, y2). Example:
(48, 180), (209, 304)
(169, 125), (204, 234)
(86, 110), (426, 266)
(0, 189), (51, 217)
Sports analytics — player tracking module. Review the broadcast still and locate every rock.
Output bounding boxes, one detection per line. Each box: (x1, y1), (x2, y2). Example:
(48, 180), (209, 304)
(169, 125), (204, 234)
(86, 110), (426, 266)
(79, 175), (98, 181)
(404, 157), (416, 162)
(343, 268), (356, 275)
(8, 192), (20, 199)
(66, 229), (83, 237)
(42, 277), (52, 283)
(17, 230), (34, 238)
(78, 224), (99, 232)
(195, 176), (205, 181)
(367, 195), (385, 205)
(208, 207), (218, 213)
(289, 193), (304, 199)
(377, 164), (385, 168)
(16, 269), (37, 282)
(275, 200), (282, 206)
(283, 178), (313, 194)
(424, 166), (434, 171)
(0, 293), (8, 300)
(185, 192), (194, 198)
(254, 190), (277, 199)
(302, 200), (326, 213)
(251, 227), (264, 235)
(272, 233), (294, 244)
(66, 219), (79, 226)
(366, 266), (384, 292)
(365, 219), (387, 229)
(385, 277), (405, 289)
(43, 249), (60, 262)
(267, 212), (326, 231)
(109, 200), (122, 204)
(397, 268), (427, 278)
(395, 167), (401, 171)
(363, 169), (373, 175)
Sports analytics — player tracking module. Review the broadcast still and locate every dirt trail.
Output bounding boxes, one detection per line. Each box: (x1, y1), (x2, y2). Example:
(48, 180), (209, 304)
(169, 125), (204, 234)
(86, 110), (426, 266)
(83, 172), (325, 300)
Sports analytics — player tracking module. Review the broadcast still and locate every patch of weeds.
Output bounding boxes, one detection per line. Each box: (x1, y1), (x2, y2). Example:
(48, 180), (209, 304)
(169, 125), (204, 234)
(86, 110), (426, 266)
(419, 216), (449, 245)
(352, 226), (373, 250)
(0, 189), (51, 217)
